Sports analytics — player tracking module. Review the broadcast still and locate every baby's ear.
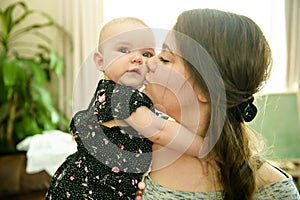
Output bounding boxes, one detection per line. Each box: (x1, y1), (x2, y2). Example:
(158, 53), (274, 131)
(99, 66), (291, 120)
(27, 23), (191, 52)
(197, 91), (209, 103)
(93, 52), (104, 71)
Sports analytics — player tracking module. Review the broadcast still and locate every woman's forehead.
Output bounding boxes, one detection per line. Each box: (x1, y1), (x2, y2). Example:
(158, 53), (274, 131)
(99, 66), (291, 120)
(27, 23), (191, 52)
(162, 31), (181, 53)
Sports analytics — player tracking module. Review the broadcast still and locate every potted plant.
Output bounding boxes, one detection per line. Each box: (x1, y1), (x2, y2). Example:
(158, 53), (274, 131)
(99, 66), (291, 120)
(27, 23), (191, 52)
(0, 1), (72, 150)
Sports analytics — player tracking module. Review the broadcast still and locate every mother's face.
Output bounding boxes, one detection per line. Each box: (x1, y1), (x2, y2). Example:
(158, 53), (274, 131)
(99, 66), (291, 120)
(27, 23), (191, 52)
(144, 32), (200, 126)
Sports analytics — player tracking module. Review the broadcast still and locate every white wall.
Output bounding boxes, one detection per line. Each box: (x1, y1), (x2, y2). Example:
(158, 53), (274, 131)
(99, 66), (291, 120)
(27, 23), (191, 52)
(103, 0), (287, 93)
(0, 0), (288, 95)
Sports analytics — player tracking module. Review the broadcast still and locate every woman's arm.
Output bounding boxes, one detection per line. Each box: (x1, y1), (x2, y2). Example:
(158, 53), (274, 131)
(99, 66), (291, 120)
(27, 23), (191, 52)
(123, 106), (202, 157)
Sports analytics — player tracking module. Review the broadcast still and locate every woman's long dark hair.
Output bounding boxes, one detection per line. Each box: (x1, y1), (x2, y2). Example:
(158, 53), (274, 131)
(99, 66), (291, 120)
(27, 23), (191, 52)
(173, 9), (272, 200)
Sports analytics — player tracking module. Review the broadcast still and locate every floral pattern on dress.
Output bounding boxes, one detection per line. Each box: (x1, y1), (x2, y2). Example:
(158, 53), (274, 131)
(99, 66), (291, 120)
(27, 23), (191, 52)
(46, 79), (153, 200)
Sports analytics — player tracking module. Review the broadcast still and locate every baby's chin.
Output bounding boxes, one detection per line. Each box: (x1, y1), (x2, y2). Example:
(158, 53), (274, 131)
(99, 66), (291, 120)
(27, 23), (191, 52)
(128, 82), (144, 90)
(119, 77), (145, 89)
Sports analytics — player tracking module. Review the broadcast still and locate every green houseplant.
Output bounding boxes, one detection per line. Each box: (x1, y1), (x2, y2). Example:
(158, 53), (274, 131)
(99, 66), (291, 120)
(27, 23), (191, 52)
(0, 1), (72, 148)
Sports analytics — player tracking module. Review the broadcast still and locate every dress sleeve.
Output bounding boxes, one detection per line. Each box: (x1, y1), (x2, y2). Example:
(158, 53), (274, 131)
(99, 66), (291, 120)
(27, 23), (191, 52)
(93, 80), (154, 122)
(107, 83), (154, 120)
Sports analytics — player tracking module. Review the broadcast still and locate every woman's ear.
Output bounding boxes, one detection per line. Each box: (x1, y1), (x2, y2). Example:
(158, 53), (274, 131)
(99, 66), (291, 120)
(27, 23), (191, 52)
(93, 52), (104, 71)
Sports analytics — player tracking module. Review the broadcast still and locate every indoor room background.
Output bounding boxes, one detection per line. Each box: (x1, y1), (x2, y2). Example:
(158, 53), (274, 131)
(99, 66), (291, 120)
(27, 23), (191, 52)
(0, 0), (299, 199)
(1, 0), (296, 158)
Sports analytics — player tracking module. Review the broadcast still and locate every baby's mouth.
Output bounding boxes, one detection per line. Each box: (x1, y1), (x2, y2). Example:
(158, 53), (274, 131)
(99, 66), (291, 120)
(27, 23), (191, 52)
(128, 68), (141, 75)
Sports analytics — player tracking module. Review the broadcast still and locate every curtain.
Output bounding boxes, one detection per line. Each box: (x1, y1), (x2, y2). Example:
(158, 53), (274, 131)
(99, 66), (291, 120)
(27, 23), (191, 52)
(285, 0), (300, 129)
(286, 0), (300, 90)
(56, 0), (104, 119)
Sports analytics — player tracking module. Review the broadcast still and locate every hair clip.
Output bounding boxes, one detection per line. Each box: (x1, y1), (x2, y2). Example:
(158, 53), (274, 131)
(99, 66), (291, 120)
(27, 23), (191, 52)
(241, 102), (257, 122)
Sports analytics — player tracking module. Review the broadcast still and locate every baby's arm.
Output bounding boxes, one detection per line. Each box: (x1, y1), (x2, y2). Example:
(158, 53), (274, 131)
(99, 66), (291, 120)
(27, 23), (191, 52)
(108, 82), (202, 157)
(122, 106), (202, 157)
(123, 107), (220, 174)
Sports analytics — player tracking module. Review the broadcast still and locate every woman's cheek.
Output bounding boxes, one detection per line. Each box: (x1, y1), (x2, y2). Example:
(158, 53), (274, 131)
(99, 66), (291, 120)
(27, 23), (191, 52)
(143, 83), (163, 104)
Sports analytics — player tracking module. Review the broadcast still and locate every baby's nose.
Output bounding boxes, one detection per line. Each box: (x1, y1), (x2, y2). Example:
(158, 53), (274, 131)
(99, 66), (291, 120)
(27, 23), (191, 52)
(131, 54), (143, 65)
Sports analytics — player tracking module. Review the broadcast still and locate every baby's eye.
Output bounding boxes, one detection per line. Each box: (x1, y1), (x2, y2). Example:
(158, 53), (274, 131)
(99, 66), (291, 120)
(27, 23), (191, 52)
(118, 47), (129, 53)
(159, 56), (169, 63)
(143, 51), (154, 58)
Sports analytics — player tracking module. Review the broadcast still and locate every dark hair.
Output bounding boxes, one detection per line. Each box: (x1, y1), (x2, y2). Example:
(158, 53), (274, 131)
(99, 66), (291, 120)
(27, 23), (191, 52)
(173, 8), (272, 200)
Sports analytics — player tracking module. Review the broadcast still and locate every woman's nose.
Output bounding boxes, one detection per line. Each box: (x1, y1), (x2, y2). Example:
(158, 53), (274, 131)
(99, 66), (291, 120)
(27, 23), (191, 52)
(147, 57), (158, 72)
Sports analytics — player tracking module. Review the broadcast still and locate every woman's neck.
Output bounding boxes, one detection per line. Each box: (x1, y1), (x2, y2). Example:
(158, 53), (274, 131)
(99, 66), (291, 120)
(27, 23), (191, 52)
(150, 149), (222, 192)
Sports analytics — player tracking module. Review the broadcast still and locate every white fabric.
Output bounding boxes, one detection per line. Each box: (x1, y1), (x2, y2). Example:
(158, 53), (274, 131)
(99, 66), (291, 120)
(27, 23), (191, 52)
(16, 130), (77, 176)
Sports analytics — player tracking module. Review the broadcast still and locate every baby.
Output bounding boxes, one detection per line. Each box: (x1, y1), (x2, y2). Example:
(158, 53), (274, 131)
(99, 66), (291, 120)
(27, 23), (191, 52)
(46, 17), (204, 200)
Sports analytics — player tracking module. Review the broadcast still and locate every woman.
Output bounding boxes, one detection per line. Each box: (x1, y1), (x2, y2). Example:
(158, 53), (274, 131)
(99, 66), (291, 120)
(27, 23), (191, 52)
(141, 8), (300, 200)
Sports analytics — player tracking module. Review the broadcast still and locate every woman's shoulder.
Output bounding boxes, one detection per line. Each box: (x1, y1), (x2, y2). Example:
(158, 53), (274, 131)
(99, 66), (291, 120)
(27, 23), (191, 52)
(256, 161), (288, 186)
(255, 162), (300, 199)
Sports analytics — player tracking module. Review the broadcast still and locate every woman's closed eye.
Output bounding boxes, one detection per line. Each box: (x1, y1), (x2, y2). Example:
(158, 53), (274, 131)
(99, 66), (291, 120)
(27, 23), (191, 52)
(159, 56), (170, 63)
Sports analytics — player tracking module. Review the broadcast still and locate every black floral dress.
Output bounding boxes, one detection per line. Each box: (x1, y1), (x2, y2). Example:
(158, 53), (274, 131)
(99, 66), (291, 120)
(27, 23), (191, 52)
(45, 79), (153, 200)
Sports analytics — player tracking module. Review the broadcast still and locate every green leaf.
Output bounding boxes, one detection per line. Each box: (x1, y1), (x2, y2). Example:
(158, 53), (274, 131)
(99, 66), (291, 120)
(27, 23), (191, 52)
(31, 85), (61, 126)
(0, 10), (7, 38)
(2, 59), (18, 86)
(1, 1), (28, 37)
(27, 60), (47, 84)
(0, 5), (11, 37)
(32, 30), (52, 44)
(9, 22), (53, 42)
(2, 59), (28, 97)
(16, 60), (28, 94)
(12, 10), (32, 28)
(38, 11), (73, 51)
(50, 108), (60, 124)
(41, 117), (56, 130)
(15, 115), (41, 139)
(49, 50), (63, 76)
(32, 84), (53, 111)
(6, 87), (13, 100)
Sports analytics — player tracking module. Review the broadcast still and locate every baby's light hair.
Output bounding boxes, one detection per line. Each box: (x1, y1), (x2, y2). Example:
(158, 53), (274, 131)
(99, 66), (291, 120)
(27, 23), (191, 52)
(97, 17), (148, 52)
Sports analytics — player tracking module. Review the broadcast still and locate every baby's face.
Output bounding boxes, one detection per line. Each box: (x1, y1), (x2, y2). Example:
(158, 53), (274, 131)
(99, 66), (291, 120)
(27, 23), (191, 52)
(100, 23), (155, 89)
